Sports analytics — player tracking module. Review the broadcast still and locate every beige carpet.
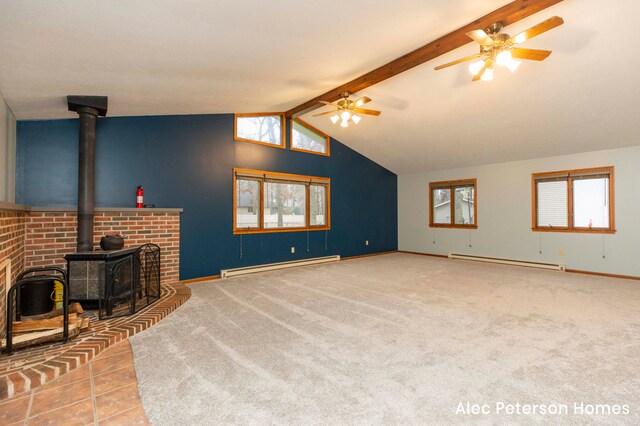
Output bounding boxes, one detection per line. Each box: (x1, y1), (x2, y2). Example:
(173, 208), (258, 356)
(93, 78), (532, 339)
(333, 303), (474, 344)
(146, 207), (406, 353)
(130, 253), (640, 425)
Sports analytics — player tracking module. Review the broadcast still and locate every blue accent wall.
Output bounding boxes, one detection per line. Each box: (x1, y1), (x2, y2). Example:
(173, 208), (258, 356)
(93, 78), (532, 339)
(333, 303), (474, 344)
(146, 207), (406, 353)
(16, 114), (397, 280)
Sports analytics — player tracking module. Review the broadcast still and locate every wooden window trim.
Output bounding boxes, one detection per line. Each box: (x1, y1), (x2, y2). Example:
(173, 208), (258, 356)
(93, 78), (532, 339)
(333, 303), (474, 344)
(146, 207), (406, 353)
(308, 183), (331, 229)
(428, 178), (477, 229)
(233, 168), (330, 235)
(531, 166), (615, 234)
(234, 113), (286, 149)
(232, 176), (262, 233)
(290, 118), (331, 157)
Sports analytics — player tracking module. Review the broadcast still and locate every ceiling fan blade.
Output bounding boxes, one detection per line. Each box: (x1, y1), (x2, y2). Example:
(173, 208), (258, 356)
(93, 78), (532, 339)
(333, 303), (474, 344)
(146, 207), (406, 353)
(471, 63), (487, 82)
(434, 54), (482, 70)
(353, 108), (381, 116)
(353, 96), (372, 107)
(510, 48), (552, 61)
(312, 110), (338, 117)
(509, 16), (564, 45)
(466, 29), (493, 46)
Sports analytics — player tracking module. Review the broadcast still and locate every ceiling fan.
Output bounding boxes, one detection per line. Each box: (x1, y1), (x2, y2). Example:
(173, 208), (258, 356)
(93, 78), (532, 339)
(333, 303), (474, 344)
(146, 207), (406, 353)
(312, 92), (381, 127)
(434, 16), (564, 81)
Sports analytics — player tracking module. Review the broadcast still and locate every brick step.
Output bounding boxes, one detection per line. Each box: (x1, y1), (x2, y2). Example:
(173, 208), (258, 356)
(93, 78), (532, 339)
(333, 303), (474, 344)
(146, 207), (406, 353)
(0, 282), (190, 401)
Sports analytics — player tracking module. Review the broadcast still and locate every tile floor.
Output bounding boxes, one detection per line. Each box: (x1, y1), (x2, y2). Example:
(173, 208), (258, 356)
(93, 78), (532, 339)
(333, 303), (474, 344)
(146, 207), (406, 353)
(0, 340), (148, 425)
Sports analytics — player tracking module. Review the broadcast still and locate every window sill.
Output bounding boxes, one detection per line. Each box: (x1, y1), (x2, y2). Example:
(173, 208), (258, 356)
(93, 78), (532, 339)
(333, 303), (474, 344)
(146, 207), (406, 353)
(234, 226), (330, 235)
(429, 224), (478, 229)
(531, 227), (616, 234)
(234, 137), (286, 149)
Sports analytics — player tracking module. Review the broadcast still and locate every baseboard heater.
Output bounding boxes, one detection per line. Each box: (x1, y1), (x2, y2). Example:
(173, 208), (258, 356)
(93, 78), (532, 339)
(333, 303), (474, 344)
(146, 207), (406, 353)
(221, 255), (341, 278)
(448, 253), (565, 271)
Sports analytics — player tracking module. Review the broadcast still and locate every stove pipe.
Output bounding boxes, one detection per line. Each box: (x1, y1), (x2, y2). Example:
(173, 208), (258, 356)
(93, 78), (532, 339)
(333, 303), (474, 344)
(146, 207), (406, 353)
(67, 96), (108, 252)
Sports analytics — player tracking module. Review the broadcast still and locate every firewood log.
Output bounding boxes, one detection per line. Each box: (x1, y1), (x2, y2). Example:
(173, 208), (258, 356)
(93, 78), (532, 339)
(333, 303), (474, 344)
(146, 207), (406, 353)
(1, 324), (79, 350)
(13, 313), (78, 333)
(20, 302), (84, 321)
(80, 317), (90, 330)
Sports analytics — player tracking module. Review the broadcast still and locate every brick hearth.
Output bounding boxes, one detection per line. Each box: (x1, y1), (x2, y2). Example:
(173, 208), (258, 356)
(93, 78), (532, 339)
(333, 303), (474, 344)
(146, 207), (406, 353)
(1, 206), (181, 339)
(0, 204), (186, 401)
(0, 281), (190, 400)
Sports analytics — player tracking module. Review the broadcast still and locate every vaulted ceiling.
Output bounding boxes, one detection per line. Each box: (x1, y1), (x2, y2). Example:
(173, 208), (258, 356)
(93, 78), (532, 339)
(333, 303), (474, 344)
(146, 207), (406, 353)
(1, 0), (638, 174)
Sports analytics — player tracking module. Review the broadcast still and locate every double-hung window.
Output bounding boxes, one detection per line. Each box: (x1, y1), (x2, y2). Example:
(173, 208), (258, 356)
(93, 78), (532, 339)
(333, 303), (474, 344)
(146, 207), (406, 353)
(532, 166), (614, 233)
(234, 168), (330, 234)
(429, 179), (477, 228)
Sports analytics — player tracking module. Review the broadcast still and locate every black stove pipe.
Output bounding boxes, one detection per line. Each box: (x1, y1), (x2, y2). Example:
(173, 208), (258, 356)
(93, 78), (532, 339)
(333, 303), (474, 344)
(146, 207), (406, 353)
(77, 107), (98, 252)
(67, 96), (108, 252)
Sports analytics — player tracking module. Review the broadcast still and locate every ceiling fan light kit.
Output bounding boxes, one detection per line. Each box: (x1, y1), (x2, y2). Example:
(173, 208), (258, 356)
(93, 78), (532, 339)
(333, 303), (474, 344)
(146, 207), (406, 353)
(308, 10), (564, 127)
(435, 16), (564, 82)
(312, 92), (381, 128)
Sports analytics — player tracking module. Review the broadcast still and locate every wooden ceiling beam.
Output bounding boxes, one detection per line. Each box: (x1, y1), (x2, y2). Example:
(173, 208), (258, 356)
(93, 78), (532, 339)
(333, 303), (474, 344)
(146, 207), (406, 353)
(285, 0), (564, 118)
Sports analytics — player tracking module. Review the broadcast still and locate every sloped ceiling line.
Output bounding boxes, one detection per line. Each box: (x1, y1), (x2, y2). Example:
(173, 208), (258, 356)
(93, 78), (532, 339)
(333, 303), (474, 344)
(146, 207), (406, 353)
(285, 0), (564, 118)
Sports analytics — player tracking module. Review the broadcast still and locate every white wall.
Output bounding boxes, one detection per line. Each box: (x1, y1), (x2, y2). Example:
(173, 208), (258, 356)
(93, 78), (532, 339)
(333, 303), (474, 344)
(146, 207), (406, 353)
(398, 146), (640, 277)
(0, 92), (17, 203)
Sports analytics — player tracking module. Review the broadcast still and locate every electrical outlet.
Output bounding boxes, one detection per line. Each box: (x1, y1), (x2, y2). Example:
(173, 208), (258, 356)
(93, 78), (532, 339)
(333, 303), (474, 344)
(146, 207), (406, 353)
(558, 249), (565, 256)
(291, 247), (295, 254)
(365, 240), (369, 246)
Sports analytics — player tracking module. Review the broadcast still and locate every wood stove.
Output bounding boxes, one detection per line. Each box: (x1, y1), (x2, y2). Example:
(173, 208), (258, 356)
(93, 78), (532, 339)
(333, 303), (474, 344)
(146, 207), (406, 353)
(65, 244), (161, 320)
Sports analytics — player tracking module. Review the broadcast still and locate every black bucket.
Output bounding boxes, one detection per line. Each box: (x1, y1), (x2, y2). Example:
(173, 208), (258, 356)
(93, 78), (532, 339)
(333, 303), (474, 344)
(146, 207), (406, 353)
(19, 277), (55, 316)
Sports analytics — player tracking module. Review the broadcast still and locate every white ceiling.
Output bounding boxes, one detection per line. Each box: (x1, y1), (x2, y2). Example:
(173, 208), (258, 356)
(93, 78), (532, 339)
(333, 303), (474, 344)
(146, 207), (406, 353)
(1, 0), (639, 174)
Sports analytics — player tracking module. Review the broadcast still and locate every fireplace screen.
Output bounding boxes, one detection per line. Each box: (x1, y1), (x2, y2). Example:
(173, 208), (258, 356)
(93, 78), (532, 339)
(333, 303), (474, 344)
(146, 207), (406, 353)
(138, 243), (161, 305)
(99, 244), (161, 320)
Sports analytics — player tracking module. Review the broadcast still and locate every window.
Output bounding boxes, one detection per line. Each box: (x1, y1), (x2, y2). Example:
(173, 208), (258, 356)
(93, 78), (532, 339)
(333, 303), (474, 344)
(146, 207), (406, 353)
(532, 166), (614, 233)
(234, 113), (285, 148)
(235, 178), (260, 230)
(309, 184), (327, 226)
(233, 168), (330, 234)
(264, 181), (306, 228)
(429, 179), (477, 228)
(290, 118), (330, 156)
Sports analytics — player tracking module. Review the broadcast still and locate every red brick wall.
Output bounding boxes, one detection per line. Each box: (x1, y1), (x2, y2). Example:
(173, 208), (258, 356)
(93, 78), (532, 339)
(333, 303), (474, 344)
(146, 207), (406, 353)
(0, 210), (27, 338)
(1, 208), (180, 337)
(24, 211), (180, 282)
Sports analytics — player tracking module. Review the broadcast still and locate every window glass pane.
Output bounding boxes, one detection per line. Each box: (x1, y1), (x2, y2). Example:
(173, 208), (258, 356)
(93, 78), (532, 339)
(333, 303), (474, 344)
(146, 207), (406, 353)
(310, 185), (327, 226)
(264, 182), (306, 228)
(432, 188), (451, 224)
(573, 177), (609, 228)
(237, 115), (282, 145)
(454, 186), (474, 225)
(236, 179), (260, 228)
(292, 121), (327, 154)
(537, 180), (568, 227)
